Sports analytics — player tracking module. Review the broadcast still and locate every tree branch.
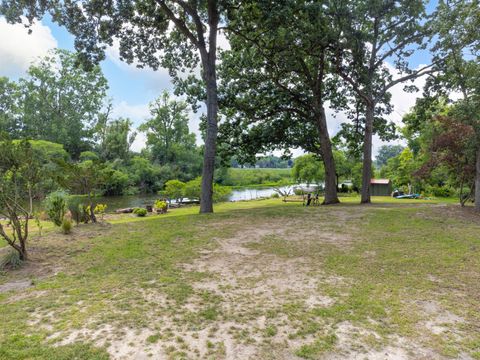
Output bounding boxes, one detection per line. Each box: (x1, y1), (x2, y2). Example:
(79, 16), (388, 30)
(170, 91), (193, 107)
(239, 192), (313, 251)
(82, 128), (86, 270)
(381, 63), (436, 97)
(174, 0), (207, 54)
(155, 0), (200, 48)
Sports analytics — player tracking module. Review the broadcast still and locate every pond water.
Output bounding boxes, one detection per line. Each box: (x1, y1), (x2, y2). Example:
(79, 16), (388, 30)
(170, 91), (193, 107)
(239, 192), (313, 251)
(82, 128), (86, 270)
(93, 185), (298, 212)
(229, 185), (294, 201)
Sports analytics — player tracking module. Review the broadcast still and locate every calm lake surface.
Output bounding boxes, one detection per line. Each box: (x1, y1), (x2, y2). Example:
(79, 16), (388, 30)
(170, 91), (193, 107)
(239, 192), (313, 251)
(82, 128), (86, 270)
(92, 185), (297, 212)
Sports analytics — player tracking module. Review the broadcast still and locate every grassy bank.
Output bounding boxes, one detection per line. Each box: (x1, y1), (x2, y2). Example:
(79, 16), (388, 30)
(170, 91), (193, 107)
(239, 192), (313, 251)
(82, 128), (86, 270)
(0, 197), (479, 359)
(219, 168), (293, 187)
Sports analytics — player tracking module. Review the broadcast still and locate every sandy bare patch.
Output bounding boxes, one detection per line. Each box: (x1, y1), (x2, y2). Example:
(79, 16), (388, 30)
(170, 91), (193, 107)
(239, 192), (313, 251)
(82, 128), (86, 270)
(0, 279), (33, 293)
(324, 321), (442, 360)
(417, 300), (465, 336)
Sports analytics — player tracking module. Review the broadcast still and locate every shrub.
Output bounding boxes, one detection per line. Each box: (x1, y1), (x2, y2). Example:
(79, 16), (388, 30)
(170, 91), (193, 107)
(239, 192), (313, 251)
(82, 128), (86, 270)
(67, 196), (87, 224)
(0, 250), (23, 270)
(61, 218), (72, 234)
(45, 191), (68, 226)
(133, 207), (147, 217)
(271, 192), (280, 198)
(184, 177), (202, 200)
(154, 200), (168, 214)
(164, 180), (186, 202)
(184, 177), (232, 203)
(213, 184), (232, 203)
(425, 185), (453, 198)
(94, 204), (107, 220)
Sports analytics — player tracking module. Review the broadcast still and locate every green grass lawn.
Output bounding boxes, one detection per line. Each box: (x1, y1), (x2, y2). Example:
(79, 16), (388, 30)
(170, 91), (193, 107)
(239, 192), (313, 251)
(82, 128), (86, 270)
(0, 197), (479, 359)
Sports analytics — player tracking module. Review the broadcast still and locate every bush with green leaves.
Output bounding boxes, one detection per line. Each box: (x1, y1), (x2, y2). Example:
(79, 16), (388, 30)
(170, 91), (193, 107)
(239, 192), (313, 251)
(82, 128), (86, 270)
(163, 179), (186, 202)
(154, 200), (168, 213)
(184, 177), (232, 203)
(45, 191), (68, 226)
(61, 218), (72, 234)
(94, 203), (107, 220)
(67, 196), (86, 224)
(213, 184), (232, 202)
(133, 207), (147, 217)
(424, 185), (453, 198)
(184, 177), (202, 200)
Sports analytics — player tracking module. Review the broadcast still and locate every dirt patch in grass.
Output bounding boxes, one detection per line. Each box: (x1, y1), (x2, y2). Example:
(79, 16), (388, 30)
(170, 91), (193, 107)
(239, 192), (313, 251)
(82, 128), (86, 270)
(0, 279), (33, 293)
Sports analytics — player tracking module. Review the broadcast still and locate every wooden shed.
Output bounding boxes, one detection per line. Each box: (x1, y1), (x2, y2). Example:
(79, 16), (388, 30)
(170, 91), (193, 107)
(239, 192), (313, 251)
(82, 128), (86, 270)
(369, 179), (392, 196)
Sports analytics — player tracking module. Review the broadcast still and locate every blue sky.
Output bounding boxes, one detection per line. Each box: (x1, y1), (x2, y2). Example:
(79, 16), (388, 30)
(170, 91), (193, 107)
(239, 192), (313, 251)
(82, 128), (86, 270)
(45, 18), (176, 105)
(0, 3), (438, 155)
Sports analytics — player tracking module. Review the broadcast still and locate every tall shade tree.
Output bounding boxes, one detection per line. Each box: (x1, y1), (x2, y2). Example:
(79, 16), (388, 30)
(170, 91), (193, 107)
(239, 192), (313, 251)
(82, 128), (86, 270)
(20, 49), (107, 158)
(428, 0), (479, 210)
(98, 117), (136, 162)
(140, 91), (196, 165)
(220, 0), (343, 204)
(333, 0), (435, 203)
(0, 0), (227, 213)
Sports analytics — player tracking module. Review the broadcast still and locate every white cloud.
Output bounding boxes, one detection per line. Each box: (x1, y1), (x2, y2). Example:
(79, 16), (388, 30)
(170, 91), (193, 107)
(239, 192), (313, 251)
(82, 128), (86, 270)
(111, 101), (149, 153)
(112, 100), (150, 124)
(131, 131), (147, 153)
(0, 17), (57, 78)
(372, 63), (429, 155)
(385, 63), (428, 125)
(217, 30), (230, 51)
(105, 39), (176, 93)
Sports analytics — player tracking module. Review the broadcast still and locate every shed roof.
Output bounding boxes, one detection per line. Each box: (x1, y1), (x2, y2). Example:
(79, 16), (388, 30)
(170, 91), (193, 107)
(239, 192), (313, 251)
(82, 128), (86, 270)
(370, 179), (391, 185)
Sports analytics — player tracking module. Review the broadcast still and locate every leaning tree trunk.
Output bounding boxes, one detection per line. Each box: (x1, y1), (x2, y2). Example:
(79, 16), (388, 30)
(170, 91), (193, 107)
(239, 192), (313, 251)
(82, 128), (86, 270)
(19, 236), (27, 261)
(360, 104), (374, 204)
(199, 58), (219, 214)
(475, 145), (480, 212)
(316, 108), (340, 205)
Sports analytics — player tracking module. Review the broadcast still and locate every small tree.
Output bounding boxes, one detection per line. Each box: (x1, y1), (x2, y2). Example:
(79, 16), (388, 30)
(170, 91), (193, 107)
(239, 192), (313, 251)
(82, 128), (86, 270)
(184, 178), (202, 201)
(58, 160), (111, 223)
(184, 177), (230, 203)
(292, 155), (325, 186)
(0, 137), (40, 260)
(164, 180), (186, 203)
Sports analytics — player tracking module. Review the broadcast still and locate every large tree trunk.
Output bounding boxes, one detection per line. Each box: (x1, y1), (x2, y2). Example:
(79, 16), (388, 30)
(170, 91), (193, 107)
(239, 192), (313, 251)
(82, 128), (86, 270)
(316, 108), (340, 205)
(360, 103), (374, 204)
(475, 146), (480, 211)
(199, 60), (219, 214)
